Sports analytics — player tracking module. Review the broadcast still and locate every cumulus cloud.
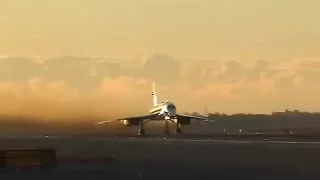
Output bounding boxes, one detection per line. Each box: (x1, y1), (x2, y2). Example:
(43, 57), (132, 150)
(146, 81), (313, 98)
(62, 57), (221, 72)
(0, 54), (319, 120)
(92, 76), (151, 116)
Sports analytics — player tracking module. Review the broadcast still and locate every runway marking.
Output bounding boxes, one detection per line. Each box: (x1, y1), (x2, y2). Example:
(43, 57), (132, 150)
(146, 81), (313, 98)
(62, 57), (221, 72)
(164, 139), (253, 144)
(97, 137), (320, 145)
(3, 135), (320, 145)
(167, 138), (320, 145)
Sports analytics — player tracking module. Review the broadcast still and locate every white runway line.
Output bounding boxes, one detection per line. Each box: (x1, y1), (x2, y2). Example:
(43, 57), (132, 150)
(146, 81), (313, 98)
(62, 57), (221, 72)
(168, 138), (320, 145)
(176, 139), (320, 145)
(2, 135), (320, 145)
(0, 135), (66, 139)
(97, 137), (320, 145)
(164, 139), (253, 144)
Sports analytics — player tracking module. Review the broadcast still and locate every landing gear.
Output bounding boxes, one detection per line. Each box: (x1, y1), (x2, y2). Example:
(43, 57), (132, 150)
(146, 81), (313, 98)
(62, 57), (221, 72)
(138, 120), (145, 136)
(175, 122), (182, 135)
(164, 120), (170, 136)
(138, 128), (145, 136)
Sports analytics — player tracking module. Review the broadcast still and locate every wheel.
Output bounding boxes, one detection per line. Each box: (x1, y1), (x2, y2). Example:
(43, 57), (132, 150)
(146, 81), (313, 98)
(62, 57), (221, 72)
(138, 128), (145, 136)
(164, 120), (170, 136)
(164, 129), (170, 136)
(176, 127), (182, 135)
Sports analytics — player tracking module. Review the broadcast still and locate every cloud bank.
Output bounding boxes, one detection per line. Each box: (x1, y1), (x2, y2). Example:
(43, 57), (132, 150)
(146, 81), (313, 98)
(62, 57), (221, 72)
(0, 54), (319, 121)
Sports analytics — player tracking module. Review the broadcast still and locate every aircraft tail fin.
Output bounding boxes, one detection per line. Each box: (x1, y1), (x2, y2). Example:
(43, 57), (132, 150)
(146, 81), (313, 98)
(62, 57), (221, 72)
(151, 82), (158, 106)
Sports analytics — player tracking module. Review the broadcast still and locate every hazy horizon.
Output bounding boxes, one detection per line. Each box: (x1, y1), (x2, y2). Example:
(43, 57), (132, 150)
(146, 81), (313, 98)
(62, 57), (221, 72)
(0, 1), (319, 120)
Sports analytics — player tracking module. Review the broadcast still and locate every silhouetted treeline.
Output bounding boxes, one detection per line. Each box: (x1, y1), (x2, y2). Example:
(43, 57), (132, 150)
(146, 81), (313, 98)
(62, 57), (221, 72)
(187, 110), (320, 131)
(1, 109), (320, 135)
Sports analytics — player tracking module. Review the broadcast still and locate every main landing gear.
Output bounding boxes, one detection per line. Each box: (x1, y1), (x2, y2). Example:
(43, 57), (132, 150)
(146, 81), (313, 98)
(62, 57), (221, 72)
(137, 119), (183, 136)
(175, 121), (182, 135)
(164, 119), (182, 136)
(138, 120), (145, 136)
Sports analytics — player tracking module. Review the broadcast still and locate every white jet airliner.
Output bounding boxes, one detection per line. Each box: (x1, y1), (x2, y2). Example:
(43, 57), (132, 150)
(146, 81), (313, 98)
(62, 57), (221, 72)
(96, 82), (214, 135)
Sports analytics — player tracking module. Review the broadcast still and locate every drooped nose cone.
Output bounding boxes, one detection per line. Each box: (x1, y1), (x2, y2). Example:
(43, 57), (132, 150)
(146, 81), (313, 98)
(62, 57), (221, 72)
(166, 104), (176, 115)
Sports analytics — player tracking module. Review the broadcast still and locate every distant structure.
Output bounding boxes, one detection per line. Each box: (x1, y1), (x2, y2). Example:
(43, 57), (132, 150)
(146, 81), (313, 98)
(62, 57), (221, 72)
(272, 109), (320, 116)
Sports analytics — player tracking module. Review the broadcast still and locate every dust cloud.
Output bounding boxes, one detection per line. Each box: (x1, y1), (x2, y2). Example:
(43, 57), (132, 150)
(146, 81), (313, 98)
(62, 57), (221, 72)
(0, 83), (142, 135)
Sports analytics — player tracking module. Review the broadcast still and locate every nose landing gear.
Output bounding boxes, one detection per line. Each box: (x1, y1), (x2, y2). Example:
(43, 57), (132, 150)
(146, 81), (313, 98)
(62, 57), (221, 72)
(175, 122), (182, 135)
(164, 120), (170, 136)
(138, 118), (183, 137)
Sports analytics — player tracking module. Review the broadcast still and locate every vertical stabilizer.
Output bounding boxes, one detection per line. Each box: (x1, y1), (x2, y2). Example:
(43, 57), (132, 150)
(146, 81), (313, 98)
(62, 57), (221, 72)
(151, 82), (158, 106)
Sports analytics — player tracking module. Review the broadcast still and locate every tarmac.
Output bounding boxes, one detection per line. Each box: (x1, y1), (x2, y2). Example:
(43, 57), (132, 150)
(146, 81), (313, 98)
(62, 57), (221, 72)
(0, 135), (320, 179)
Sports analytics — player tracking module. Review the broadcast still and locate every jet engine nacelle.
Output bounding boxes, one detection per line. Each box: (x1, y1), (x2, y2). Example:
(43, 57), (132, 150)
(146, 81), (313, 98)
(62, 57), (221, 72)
(179, 119), (191, 125)
(123, 120), (130, 126)
(123, 119), (140, 126)
(174, 118), (191, 125)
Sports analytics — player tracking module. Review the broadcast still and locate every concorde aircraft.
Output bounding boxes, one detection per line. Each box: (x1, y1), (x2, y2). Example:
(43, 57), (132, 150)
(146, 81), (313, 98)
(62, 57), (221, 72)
(96, 82), (214, 136)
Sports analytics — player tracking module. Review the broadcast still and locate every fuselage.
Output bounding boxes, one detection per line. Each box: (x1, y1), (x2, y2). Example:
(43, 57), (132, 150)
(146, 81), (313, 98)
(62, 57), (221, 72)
(148, 101), (177, 120)
(122, 101), (177, 125)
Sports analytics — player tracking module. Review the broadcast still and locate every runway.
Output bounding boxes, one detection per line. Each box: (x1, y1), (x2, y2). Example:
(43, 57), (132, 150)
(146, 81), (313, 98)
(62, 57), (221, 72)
(98, 136), (320, 145)
(3, 134), (320, 144)
(1, 135), (320, 179)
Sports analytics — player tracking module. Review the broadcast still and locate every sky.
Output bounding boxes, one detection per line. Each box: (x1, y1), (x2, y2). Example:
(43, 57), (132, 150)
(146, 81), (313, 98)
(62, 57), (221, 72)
(0, 0), (319, 120)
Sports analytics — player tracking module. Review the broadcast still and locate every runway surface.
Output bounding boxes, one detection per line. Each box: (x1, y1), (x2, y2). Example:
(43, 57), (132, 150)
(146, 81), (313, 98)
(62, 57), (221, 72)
(1, 135), (320, 179)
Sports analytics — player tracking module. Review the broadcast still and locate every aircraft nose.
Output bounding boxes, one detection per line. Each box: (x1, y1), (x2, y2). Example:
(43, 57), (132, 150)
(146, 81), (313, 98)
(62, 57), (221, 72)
(167, 108), (176, 115)
(165, 104), (176, 115)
